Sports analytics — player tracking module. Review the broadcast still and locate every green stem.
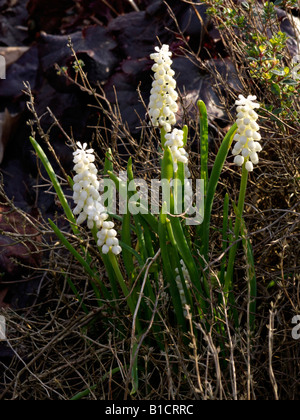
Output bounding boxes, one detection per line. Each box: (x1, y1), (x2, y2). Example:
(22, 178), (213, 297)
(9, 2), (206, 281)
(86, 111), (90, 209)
(160, 126), (167, 148)
(224, 163), (249, 294)
(220, 193), (229, 286)
(108, 252), (142, 335)
(29, 136), (76, 232)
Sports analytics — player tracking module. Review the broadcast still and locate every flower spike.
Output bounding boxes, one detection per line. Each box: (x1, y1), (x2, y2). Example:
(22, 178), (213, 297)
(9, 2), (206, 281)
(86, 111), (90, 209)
(148, 44), (178, 133)
(72, 142), (121, 255)
(232, 95), (262, 172)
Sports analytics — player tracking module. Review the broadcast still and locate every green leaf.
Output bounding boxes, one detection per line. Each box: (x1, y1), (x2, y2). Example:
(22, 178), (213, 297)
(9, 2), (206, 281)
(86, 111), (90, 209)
(220, 193), (229, 286)
(169, 213), (208, 305)
(282, 78), (298, 86)
(118, 240), (143, 267)
(29, 136), (77, 232)
(198, 100), (209, 199)
(158, 207), (187, 330)
(182, 125), (188, 147)
(271, 83), (281, 97)
(200, 123), (238, 264)
(224, 164), (249, 295)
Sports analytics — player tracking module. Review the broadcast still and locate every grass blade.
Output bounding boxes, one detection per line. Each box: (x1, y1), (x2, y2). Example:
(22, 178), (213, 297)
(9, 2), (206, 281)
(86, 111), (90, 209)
(220, 193), (230, 286)
(161, 147), (174, 182)
(159, 203), (187, 331)
(200, 123), (237, 263)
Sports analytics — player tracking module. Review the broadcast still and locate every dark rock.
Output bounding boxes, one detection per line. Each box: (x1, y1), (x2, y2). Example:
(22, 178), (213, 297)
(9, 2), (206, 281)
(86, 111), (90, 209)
(173, 56), (226, 124)
(27, 0), (74, 35)
(107, 8), (175, 60)
(0, 0), (29, 46)
(178, 3), (208, 37)
(104, 58), (151, 133)
(39, 26), (118, 90)
(0, 45), (39, 101)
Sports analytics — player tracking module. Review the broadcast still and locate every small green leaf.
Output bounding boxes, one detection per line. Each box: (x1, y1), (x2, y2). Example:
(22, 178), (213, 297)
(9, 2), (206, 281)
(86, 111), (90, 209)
(282, 78), (298, 86)
(270, 69), (285, 77)
(271, 83), (281, 96)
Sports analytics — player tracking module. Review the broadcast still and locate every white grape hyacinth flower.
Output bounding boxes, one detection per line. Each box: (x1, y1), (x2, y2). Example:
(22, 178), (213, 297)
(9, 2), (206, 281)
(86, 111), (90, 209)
(73, 142), (106, 229)
(148, 44), (178, 133)
(72, 142), (121, 255)
(232, 95), (262, 172)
